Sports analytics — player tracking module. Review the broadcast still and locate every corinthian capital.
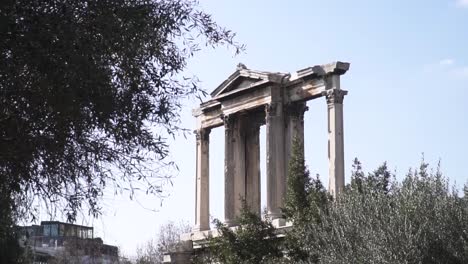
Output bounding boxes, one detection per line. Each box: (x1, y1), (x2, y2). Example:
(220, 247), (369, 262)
(265, 102), (279, 117)
(194, 128), (210, 142)
(323, 89), (348, 104)
(286, 102), (309, 118)
(222, 114), (236, 132)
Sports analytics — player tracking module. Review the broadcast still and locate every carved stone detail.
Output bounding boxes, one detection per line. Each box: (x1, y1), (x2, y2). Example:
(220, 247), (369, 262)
(323, 89), (348, 104)
(222, 114), (236, 131)
(194, 128), (210, 142)
(265, 102), (279, 117)
(285, 103), (309, 119)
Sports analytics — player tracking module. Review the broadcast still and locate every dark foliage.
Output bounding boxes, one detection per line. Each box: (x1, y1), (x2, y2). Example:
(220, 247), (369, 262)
(199, 201), (284, 264)
(288, 158), (468, 263)
(283, 138), (329, 262)
(283, 138), (330, 223)
(0, 0), (243, 222)
(0, 181), (22, 263)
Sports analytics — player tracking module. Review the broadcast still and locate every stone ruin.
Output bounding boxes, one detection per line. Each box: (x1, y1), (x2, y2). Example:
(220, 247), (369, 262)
(163, 61), (350, 263)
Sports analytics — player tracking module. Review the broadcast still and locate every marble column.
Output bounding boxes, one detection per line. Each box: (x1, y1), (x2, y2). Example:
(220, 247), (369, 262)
(245, 120), (261, 215)
(224, 114), (246, 226)
(324, 88), (347, 197)
(265, 86), (286, 220)
(193, 128), (210, 232)
(285, 102), (308, 172)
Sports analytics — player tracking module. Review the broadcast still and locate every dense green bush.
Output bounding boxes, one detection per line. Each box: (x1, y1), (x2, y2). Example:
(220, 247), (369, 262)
(200, 201), (284, 264)
(286, 157), (468, 264)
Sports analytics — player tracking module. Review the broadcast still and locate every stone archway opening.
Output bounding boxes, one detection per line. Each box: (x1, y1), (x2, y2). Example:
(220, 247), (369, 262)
(303, 100), (329, 188)
(192, 61), (349, 233)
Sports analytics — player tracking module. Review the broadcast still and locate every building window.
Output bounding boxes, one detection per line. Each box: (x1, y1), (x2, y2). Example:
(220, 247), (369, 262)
(43, 225), (51, 237)
(50, 224), (58, 237)
(59, 224), (65, 237)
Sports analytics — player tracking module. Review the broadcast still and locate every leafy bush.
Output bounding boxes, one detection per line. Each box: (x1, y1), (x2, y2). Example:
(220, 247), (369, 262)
(288, 158), (468, 264)
(200, 201), (284, 264)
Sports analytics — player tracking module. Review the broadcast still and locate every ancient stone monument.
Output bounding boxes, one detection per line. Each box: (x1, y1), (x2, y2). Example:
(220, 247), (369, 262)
(163, 61), (350, 263)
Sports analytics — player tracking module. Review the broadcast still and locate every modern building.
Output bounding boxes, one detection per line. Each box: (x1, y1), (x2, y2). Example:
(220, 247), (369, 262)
(17, 221), (118, 263)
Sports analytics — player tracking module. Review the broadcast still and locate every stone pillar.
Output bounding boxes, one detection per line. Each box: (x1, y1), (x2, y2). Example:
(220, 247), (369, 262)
(265, 86), (286, 220)
(193, 128), (210, 232)
(245, 121), (261, 215)
(324, 87), (347, 197)
(285, 102), (308, 171)
(224, 115), (246, 226)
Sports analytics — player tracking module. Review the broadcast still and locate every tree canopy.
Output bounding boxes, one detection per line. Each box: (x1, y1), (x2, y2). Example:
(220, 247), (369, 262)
(0, 0), (243, 222)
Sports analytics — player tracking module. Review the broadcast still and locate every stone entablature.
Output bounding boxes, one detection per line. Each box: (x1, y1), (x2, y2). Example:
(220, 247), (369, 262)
(191, 61), (350, 233)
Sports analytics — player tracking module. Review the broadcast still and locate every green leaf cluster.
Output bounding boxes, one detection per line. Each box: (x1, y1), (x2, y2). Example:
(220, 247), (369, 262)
(0, 0), (242, 223)
(287, 157), (468, 264)
(200, 201), (284, 264)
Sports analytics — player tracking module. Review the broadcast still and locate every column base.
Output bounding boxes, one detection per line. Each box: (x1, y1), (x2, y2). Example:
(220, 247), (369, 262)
(271, 218), (287, 228)
(223, 219), (238, 227)
(192, 224), (211, 232)
(266, 211), (283, 220)
(192, 224), (210, 233)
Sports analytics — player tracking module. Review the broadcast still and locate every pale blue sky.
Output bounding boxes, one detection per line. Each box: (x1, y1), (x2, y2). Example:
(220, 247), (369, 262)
(75, 0), (468, 256)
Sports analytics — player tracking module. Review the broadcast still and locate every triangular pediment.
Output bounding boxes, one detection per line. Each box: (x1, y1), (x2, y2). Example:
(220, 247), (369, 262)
(210, 64), (286, 98)
(210, 75), (263, 97)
